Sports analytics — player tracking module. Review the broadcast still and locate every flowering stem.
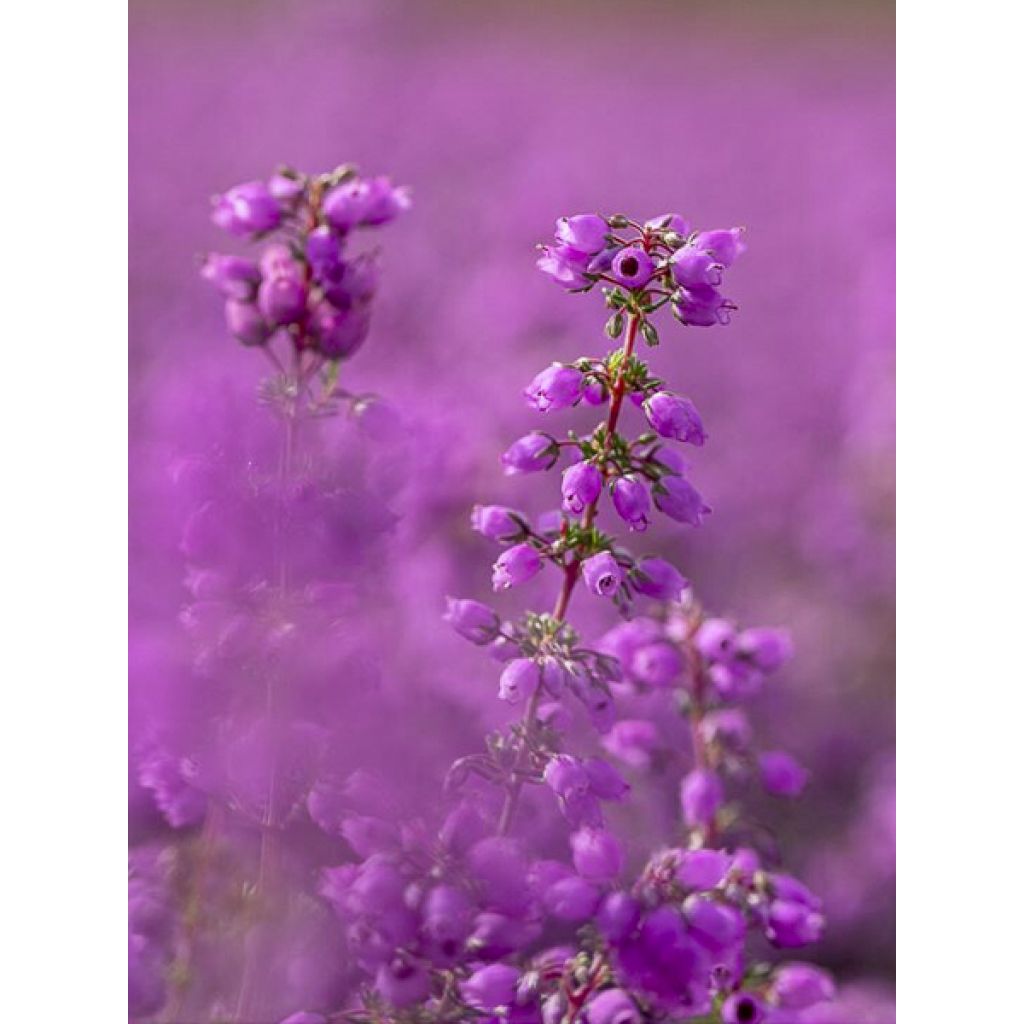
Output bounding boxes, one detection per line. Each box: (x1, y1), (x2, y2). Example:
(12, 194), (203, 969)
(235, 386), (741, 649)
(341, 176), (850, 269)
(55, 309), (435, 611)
(497, 313), (641, 836)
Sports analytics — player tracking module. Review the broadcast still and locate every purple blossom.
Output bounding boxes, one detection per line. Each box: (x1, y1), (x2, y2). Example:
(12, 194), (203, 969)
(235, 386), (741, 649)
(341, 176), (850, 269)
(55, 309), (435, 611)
(501, 433), (559, 475)
(461, 964), (520, 1011)
(570, 827), (625, 881)
(670, 244), (725, 288)
(555, 214), (608, 254)
(737, 627), (794, 672)
(543, 754), (589, 798)
(680, 768), (724, 827)
(631, 641), (683, 687)
(524, 364), (584, 412)
(611, 476), (652, 532)
(536, 243), (591, 289)
(645, 213), (692, 236)
(771, 964), (836, 1009)
(693, 227), (747, 266)
(721, 992), (763, 1024)
(472, 504), (526, 541)
(499, 658), (541, 704)
(444, 597), (502, 645)
(323, 176), (411, 230)
(257, 275), (307, 326)
(610, 246), (655, 289)
(492, 543), (542, 590)
(584, 988), (642, 1024)
(597, 892), (642, 942)
(561, 462), (602, 514)
(759, 751), (809, 797)
(582, 757), (630, 801)
(672, 283), (736, 326)
(224, 299), (271, 346)
(632, 557), (688, 601)
(211, 180), (281, 236)
(582, 551), (623, 597)
(654, 474), (712, 526)
(308, 299), (370, 359)
(201, 253), (261, 299)
(766, 899), (825, 948)
(643, 392), (707, 445)
(543, 876), (600, 921)
(675, 848), (731, 890)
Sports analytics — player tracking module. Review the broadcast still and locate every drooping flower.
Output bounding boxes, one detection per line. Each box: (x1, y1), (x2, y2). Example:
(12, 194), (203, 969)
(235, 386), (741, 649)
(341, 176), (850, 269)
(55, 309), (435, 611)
(498, 658), (541, 704)
(759, 751), (809, 797)
(582, 551), (624, 597)
(654, 474), (712, 526)
(525, 364), (584, 412)
(561, 462), (602, 514)
(492, 543), (542, 590)
(611, 476), (652, 532)
(643, 392), (707, 445)
(680, 768), (724, 827)
(501, 433), (559, 475)
(632, 558), (688, 601)
(555, 214), (608, 254)
(444, 597), (502, 645)
(211, 180), (281, 236)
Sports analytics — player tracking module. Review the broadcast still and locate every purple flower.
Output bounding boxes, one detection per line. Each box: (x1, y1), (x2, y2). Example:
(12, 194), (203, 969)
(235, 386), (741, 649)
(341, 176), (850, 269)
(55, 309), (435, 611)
(502, 433), (559, 475)
(472, 504), (525, 542)
(259, 242), (303, 281)
(611, 476), (652, 532)
(737, 627), (794, 672)
(694, 618), (736, 661)
(680, 768), (724, 827)
(582, 551), (623, 597)
(461, 964), (520, 1011)
(201, 253), (260, 299)
(570, 827), (625, 881)
(771, 964), (836, 1009)
(675, 848), (731, 890)
(759, 751), (809, 797)
(583, 757), (630, 801)
(492, 543), (542, 590)
(584, 988), (642, 1024)
(543, 754), (589, 798)
(631, 641), (683, 687)
(561, 462), (602, 514)
(423, 884), (473, 946)
(610, 245), (655, 289)
(670, 244), (725, 288)
(308, 300), (370, 360)
(537, 243), (592, 289)
(324, 176), (410, 231)
(211, 180), (281, 236)
(525, 364), (584, 412)
(766, 899), (825, 948)
(597, 892), (641, 942)
(602, 719), (659, 768)
(654, 475), (712, 526)
(672, 283), (736, 326)
(683, 894), (744, 952)
(444, 597), (502, 645)
(643, 392), (707, 445)
(721, 992), (763, 1024)
(224, 299), (271, 347)
(555, 214), (608, 254)
(632, 558), (688, 601)
(268, 172), (304, 202)
(543, 876), (600, 921)
(699, 709), (752, 750)
(693, 227), (747, 267)
(499, 658), (541, 704)
(257, 275), (307, 326)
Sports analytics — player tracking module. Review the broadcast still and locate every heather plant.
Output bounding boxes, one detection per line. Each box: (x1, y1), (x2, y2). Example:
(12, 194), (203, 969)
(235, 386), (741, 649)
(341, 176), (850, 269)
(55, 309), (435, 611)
(286, 215), (837, 1024)
(129, 164), (411, 1021)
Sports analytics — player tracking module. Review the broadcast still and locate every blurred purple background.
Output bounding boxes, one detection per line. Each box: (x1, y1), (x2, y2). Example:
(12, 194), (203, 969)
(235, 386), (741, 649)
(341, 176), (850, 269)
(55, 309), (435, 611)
(129, 0), (894, 1014)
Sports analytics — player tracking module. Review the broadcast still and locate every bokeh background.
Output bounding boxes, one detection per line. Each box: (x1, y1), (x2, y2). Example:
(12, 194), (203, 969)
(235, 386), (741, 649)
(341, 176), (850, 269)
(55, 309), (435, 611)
(129, 0), (894, 1017)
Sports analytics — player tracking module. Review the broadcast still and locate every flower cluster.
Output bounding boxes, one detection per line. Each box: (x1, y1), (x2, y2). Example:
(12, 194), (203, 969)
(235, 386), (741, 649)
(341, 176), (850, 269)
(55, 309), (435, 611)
(203, 165), (408, 362)
(282, 214), (837, 1024)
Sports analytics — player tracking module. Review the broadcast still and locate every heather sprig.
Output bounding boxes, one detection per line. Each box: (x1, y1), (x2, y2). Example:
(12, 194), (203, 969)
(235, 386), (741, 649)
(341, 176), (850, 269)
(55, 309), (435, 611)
(300, 214), (836, 1024)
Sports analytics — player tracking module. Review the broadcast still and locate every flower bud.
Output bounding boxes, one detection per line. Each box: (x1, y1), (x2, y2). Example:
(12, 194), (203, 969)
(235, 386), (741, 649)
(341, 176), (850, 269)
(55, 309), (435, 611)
(584, 988), (642, 1024)
(655, 475), (712, 526)
(643, 392), (707, 445)
(492, 543), (542, 590)
(610, 245), (655, 289)
(268, 171), (304, 202)
(632, 558), (688, 602)
(602, 719), (659, 768)
(423, 884), (473, 945)
(645, 213), (692, 236)
(498, 658), (541, 704)
(525, 364), (584, 412)
(631, 641), (683, 687)
(257, 275), (307, 326)
(695, 618), (736, 661)
(308, 300), (370, 359)
(444, 597), (501, 645)
(538, 657), (567, 696)
(582, 551), (623, 597)
(766, 899), (825, 948)
(561, 462), (602, 514)
(737, 627), (794, 672)
(461, 964), (520, 1011)
(225, 299), (271, 346)
(472, 504), (525, 542)
(675, 848), (730, 890)
(680, 768), (724, 827)
(759, 751), (808, 797)
(570, 827), (625, 881)
(502, 433), (559, 475)
(683, 893), (744, 952)
(672, 283), (736, 326)
(597, 891), (641, 942)
(771, 963), (836, 1009)
(555, 214), (608, 254)
(611, 476), (651, 532)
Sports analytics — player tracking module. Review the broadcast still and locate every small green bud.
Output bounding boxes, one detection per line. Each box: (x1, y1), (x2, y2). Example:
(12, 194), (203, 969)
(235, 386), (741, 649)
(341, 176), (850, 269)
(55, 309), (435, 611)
(663, 231), (685, 248)
(606, 214), (630, 229)
(605, 312), (624, 339)
(641, 321), (660, 347)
